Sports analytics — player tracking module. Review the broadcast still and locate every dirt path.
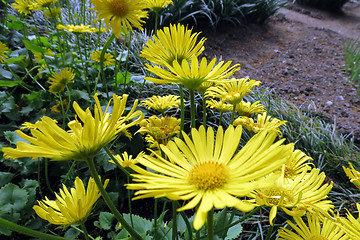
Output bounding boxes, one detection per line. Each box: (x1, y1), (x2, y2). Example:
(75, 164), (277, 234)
(203, 1), (360, 143)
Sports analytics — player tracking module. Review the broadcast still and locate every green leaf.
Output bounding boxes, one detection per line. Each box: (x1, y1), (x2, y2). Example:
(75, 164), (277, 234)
(0, 172), (14, 187)
(98, 212), (115, 230)
(123, 213), (153, 235)
(64, 52), (74, 65)
(64, 227), (81, 239)
(0, 183), (28, 213)
(71, 89), (90, 101)
(116, 71), (131, 84)
(4, 131), (29, 145)
(0, 68), (13, 80)
(23, 39), (46, 55)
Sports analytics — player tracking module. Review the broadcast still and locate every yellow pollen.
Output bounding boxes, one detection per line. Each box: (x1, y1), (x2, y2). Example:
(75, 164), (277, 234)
(188, 162), (228, 190)
(109, 0), (128, 17)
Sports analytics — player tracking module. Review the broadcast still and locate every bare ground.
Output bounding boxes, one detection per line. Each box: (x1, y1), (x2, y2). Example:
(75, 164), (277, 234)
(202, 0), (360, 143)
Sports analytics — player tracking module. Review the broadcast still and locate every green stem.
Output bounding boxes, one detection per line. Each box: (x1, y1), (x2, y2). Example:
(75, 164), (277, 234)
(219, 112), (223, 126)
(80, 223), (90, 240)
(86, 159), (142, 240)
(153, 198), (158, 239)
(103, 146), (131, 178)
(265, 219), (275, 240)
(175, 202), (192, 239)
(100, 34), (116, 98)
(202, 96), (207, 127)
(179, 85), (185, 135)
(127, 175), (134, 227)
(44, 158), (53, 194)
(190, 89), (196, 129)
(230, 105), (236, 124)
(207, 209), (214, 240)
(172, 201), (178, 240)
(0, 216), (73, 240)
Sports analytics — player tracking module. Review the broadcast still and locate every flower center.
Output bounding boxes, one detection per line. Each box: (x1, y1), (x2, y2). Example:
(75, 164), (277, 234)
(307, 235), (328, 240)
(188, 162), (229, 190)
(257, 187), (293, 206)
(109, 0), (128, 17)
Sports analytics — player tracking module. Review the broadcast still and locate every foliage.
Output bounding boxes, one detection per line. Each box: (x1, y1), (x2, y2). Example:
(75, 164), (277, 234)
(343, 37), (360, 89)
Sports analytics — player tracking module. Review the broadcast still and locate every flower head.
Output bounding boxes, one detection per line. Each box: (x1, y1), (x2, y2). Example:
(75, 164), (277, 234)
(12, 0), (35, 15)
(109, 151), (145, 168)
(137, 115), (181, 149)
(206, 99), (233, 113)
(90, 50), (116, 66)
(233, 112), (287, 136)
(48, 68), (75, 94)
(127, 125), (294, 230)
(236, 100), (265, 117)
(146, 0), (173, 12)
(140, 23), (205, 67)
(145, 56), (240, 90)
(279, 149), (313, 180)
(31, 0), (57, 11)
(91, 0), (148, 35)
(343, 163), (360, 190)
(50, 99), (68, 114)
(2, 93), (144, 161)
(252, 168), (334, 225)
(42, 7), (61, 19)
(33, 177), (109, 226)
(336, 203), (360, 239)
(140, 95), (180, 114)
(0, 41), (9, 64)
(57, 24), (99, 34)
(205, 78), (261, 105)
(278, 214), (349, 240)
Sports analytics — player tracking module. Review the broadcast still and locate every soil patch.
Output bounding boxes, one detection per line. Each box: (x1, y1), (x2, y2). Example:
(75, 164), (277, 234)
(202, 0), (360, 143)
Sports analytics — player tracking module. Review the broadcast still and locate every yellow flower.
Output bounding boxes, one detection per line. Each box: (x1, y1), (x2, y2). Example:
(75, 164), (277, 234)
(50, 100), (68, 114)
(205, 78), (261, 105)
(279, 149), (313, 180)
(336, 203), (360, 239)
(145, 55), (240, 90)
(90, 0), (148, 35)
(2, 93), (144, 161)
(109, 151), (145, 168)
(251, 168), (334, 225)
(140, 23), (205, 67)
(146, 0), (173, 12)
(12, 0), (35, 15)
(42, 7), (61, 19)
(33, 177), (109, 226)
(127, 125), (294, 230)
(34, 47), (54, 63)
(206, 99), (233, 113)
(137, 115), (180, 149)
(343, 163), (360, 190)
(278, 214), (349, 240)
(90, 50), (116, 67)
(48, 68), (75, 94)
(0, 41), (9, 64)
(31, 0), (57, 11)
(56, 24), (99, 34)
(140, 95), (180, 114)
(233, 112), (287, 136)
(236, 100), (265, 117)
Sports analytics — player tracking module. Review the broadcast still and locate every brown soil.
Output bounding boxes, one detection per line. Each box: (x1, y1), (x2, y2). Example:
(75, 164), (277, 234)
(202, 0), (360, 143)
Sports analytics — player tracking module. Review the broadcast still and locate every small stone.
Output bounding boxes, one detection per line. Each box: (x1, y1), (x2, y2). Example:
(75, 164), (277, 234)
(326, 101), (333, 106)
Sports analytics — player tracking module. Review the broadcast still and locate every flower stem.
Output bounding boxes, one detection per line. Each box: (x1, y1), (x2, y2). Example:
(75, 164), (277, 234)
(202, 97), (207, 127)
(190, 89), (196, 128)
(0, 216), (72, 240)
(100, 34), (116, 98)
(80, 223), (90, 240)
(207, 209), (214, 240)
(179, 85), (185, 135)
(230, 105), (236, 124)
(86, 159), (142, 240)
(172, 201), (178, 240)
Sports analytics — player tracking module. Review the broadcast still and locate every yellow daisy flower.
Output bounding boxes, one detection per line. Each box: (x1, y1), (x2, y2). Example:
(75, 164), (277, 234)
(197, 81), (217, 95)
(50, 99), (68, 114)
(146, 0), (173, 12)
(56, 24), (99, 34)
(205, 78), (261, 105)
(33, 176), (109, 226)
(233, 112), (287, 136)
(336, 203), (360, 239)
(31, 0), (57, 11)
(127, 125), (294, 230)
(48, 68), (75, 94)
(42, 7), (61, 19)
(251, 168), (334, 225)
(140, 95), (180, 114)
(278, 214), (349, 240)
(90, 50), (116, 67)
(2, 93), (144, 161)
(279, 149), (313, 180)
(206, 99), (233, 113)
(145, 55), (240, 90)
(12, 0), (35, 15)
(34, 47), (53, 63)
(109, 151), (145, 168)
(140, 23), (206, 67)
(343, 163), (360, 190)
(236, 100), (265, 117)
(137, 115), (181, 149)
(0, 41), (9, 64)
(90, 0), (148, 35)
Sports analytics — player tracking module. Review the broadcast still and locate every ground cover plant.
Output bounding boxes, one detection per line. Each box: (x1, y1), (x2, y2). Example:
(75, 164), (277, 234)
(1, 0), (360, 239)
